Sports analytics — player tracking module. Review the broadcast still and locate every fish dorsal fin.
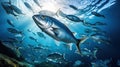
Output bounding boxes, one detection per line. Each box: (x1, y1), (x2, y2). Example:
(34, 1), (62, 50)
(55, 8), (60, 17)
(56, 9), (66, 17)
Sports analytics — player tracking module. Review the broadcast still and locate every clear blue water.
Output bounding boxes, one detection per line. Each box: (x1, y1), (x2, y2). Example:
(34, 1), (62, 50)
(0, 0), (120, 67)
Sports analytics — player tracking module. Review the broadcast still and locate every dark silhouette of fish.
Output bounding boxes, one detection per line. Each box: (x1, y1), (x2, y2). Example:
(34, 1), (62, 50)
(7, 28), (22, 34)
(10, 5), (24, 15)
(33, 0), (42, 8)
(66, 15), (84, 22)
(1, 2), (18, 16)
(1, 0), (24, 16)
(24, 2), (34, 13)
(29, 36), (38, 43)
(7, 19), (15, 27)
(47, 52), (67, 64)
(57, 10), (84, 22)
(91, 11), (105, 18)
(69, 5), (78, 10)
(37, 32), (46, 39)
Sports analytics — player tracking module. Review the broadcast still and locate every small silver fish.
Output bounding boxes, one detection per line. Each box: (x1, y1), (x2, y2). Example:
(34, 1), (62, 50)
(1, 2), (18, 16)
(7, 28), (22, 34)
(91, 35), (111, 45)
(24, 2), (34, 13)
(33, 0), (42, 8)
(57, 10), (83, 22)
(29, 36), (38, 43)
(7, 19), (15, 27)
(10, 5), (24, 15)
(37, 32), (46, 39)
(47, 52), (67, 64)
(91, 11), (105, 18)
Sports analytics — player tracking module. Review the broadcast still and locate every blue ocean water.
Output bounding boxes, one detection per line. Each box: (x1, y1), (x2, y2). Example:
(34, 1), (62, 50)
(0, 0), (120, 67)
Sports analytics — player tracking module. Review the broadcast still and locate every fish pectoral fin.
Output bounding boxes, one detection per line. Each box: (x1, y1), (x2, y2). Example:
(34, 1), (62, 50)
(54, 31), (59, 36)
(51, 27), (60, 36)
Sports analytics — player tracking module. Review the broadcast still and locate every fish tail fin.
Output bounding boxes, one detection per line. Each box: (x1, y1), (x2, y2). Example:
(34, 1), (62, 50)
(76, 41), (82, 55)
(76, 36), (89, 55)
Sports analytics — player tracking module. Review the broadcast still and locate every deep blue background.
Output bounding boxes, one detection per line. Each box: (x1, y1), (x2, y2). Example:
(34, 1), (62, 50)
(104, 0), (120, 66)
(107, 0), (120, 57)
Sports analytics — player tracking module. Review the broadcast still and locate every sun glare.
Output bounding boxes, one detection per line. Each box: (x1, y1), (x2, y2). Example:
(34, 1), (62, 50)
(41, 1), (59, 13)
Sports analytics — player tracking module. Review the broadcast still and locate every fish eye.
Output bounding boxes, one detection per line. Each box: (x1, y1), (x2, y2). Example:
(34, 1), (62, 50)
(41, 15), (46, 20)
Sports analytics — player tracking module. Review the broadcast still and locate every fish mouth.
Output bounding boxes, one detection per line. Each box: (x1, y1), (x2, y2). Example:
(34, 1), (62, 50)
(33, 14), (53, 29)
(32, 15), (47, 29)
(32, 15), (39, 21)
(32, 15), (43, 25)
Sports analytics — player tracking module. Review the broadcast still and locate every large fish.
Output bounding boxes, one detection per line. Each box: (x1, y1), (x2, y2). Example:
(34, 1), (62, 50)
(32, 14), (88, 54)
